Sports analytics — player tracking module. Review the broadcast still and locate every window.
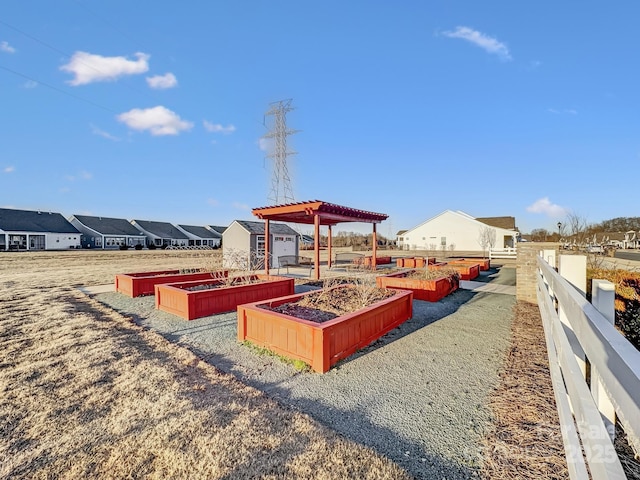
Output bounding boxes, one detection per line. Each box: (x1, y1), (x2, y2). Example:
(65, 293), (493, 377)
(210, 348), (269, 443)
(256, 235), (266, 257)
(441, 237), (446, 246)
(274, 236), (284, 242)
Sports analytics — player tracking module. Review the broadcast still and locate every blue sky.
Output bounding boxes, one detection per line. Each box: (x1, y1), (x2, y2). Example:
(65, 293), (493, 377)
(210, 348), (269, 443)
(1, 1), (639, 236)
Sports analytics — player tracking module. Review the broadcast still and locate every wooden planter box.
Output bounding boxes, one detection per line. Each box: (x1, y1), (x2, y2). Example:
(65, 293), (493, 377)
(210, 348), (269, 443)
(376, 270), (459, 302)
(237, 286), (413, 373)
(429, 263), (480, 281)
(115, 270), (228, 298)
(455, 258), (490, 271)
(362, 256), (392, 267)
(155, 274), (294, 320)
(395, 257), (434, 268)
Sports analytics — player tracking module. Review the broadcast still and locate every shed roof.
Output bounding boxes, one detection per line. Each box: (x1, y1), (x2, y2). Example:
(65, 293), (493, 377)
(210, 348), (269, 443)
(207, 225), (227, 235)
(178, 224), (221, 239)
(252, 200), (387, 226)
(0, 208), (79, 234)
(234, 220), (298, 236)
(72, 215), (145, 236)
(132, 220), (189, 239)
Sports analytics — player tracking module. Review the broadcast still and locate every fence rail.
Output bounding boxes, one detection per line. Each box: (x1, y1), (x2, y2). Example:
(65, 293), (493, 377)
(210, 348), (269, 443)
(489, 247), (517, 259)
(536, 254), (640, 479)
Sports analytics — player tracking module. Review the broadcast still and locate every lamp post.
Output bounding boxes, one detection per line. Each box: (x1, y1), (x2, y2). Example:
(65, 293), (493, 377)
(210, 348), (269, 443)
(557, 222), (562, 241)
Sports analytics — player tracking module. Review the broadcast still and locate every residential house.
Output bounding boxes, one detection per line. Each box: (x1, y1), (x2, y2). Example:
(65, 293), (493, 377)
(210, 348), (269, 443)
(0, 207), (81, 251)
(69, 214), (147, 249)
(131, 219), (190, 248)
(222, 220), (298, 269)
(176, 224), (221, 248)
(397, 210), (519, 254)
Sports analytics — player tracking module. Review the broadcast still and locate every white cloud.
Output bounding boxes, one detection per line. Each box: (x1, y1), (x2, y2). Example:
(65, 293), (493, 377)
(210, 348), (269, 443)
(526, 197), (568, 217)
(1, 41), (16, 54)
(207, 198), (219, 207)
(146, 72), (177, 89)
(4, 166), (15, 173)
(117, 106), (193, 136)
(22, 80), (38, 89)
(232, 202), (250, 211)
(258, 137), (272, 152)
(528, 60), (542, 70)
(60, 51), (150, 86)
(548, 108), (577, 115)
(65, 171), (93, 182)
(203, 120), (236, 134)
(442, 26), (512, 61)
(90, 124), (120, 141)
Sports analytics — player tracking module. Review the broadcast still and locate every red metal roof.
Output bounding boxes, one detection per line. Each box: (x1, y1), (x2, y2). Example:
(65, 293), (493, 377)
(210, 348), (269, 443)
(252, 200), (388, 225)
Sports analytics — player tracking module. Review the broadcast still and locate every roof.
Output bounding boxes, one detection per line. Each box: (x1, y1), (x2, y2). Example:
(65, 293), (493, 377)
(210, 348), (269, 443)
(0, 208), (79, 234)
(132, 220), (189, 239)
(234, 220), (298, 236)
(207, 225), (227, 235)
(477, 216), (517, 230)
(252, 200), (388, 226)
(178, 224), (221, 239)
(72, 215), (145, 236)
(396, 230), (408, 236)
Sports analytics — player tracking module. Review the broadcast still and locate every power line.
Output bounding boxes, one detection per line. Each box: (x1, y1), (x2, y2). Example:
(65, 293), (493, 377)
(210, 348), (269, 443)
(0, 64), (116, 113)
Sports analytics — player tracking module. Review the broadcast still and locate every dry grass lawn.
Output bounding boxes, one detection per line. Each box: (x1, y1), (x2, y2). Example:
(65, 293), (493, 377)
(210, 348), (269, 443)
(0, 250), (411, 479)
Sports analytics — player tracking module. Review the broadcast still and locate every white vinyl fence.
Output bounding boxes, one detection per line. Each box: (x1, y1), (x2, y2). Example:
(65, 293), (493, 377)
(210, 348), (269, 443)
(536, 253), (640, 479)
(489, 247), (517, 260)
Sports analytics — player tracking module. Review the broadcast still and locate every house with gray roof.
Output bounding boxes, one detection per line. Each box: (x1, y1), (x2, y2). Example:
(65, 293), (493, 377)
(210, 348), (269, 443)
(0, 207), (81, 251)
(131, 219), (190, 249)
(69, 214), (147, 249)
(176, 224), (221, 248)
(223, 220), (298, 269)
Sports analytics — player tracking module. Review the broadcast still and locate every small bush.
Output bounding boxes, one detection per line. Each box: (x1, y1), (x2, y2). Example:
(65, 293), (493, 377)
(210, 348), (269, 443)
(119, 245), (129, 250)
(148, 244), (156, 250)
(134, 244), (143, 250)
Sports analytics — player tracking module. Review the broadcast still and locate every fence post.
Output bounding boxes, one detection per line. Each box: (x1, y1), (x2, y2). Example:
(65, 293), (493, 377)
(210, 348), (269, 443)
(558, 255), (588, 378)
(591, 279), (617, 440)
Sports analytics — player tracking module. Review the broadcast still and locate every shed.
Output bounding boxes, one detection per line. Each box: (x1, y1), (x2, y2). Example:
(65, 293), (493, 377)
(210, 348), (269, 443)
(223, 220), (298, 270)
(176, 224), (221, 248)
(69, 214), (147, 249)
(0, 207), (81, 251)
(131, 219), (190, 248)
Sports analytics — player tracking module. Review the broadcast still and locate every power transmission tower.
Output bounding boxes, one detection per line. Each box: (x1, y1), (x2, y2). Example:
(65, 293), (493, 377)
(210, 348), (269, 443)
(263, 99), (298, 205)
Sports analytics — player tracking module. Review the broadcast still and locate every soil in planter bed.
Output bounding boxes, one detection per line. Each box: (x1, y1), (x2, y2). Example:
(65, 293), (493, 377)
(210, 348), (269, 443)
(184, 277), (263, 291)
(265, 286), (396, 324)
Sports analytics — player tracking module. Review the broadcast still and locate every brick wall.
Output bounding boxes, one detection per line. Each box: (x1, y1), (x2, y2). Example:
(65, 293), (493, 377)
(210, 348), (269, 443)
(516, 242), (559, 304)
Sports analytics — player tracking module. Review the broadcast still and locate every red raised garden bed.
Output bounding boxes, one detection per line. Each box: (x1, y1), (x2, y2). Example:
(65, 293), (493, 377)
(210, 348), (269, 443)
(429, 262), (480, 281)
(376, 270), (459, 302)
(237, 286), (413, 373)
(455, 258), (490, 271)
(362, 256), (393, 267)
(155, 274), (294, 320)
(115, 270), (228, 298)
(395, 257), (435, 268)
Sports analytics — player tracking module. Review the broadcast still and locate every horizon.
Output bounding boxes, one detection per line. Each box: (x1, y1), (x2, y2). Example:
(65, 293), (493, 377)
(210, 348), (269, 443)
(2, 2), (639, 235)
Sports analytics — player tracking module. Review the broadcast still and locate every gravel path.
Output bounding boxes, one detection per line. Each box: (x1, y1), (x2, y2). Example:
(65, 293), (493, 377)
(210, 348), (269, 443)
(95, 265), (515, 479)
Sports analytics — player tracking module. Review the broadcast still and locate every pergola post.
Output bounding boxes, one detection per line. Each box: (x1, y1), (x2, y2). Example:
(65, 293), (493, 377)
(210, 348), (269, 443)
(327, 225), (333, 269)
(372, 223), (378, 270)
(264, 219), (270, 275)
(314, 214), (321, 280)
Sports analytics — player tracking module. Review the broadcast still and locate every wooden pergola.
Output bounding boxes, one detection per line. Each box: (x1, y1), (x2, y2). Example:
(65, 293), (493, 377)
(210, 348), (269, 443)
(252, 200), (389, 280)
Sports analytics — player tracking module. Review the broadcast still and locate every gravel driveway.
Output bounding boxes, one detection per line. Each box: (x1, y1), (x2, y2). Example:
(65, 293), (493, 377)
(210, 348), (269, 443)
(95, 264), (516, 479)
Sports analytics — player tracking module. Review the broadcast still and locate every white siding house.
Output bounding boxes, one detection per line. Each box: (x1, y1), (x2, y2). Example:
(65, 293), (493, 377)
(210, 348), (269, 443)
(223, 220), (298, 269)
(397, 210), (519, 254)
(0, 208), (81, 251)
